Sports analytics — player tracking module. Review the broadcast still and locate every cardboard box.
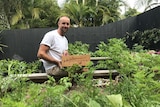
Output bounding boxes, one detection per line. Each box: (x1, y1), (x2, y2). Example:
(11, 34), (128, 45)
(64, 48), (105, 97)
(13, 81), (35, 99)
(62, 54), (90, 67)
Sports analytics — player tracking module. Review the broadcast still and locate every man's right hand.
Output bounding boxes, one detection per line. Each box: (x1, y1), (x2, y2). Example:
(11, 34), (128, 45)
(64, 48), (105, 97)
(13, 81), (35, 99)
(57, 61), (62, 69)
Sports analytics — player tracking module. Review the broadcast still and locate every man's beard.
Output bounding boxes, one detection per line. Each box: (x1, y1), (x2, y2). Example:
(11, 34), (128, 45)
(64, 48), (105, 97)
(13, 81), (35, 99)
(61, 28), (68, 34)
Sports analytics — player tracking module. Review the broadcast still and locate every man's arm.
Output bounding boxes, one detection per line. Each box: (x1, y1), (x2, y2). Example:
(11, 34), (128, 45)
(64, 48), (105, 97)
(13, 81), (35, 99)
(37, 44), (62, 68)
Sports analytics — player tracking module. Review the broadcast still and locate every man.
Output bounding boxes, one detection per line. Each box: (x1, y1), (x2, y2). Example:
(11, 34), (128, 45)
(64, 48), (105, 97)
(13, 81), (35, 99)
(37, 16), (70, 75)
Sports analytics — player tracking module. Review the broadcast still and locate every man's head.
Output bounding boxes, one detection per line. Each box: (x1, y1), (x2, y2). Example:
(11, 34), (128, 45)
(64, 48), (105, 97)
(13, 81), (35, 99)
(57, 16), (70, 36)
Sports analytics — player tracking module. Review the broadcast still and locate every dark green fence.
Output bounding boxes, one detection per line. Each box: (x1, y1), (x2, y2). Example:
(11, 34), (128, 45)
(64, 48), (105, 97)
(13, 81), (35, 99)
(0, 6), (160, 62)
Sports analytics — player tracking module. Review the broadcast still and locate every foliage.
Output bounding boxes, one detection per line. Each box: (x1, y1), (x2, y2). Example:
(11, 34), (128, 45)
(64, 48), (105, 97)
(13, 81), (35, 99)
(131, 43), (145, 52)
(0, 38), (160, 107)
(125, 28), (160, 50)
(0, 6), (10, 30)
(93, 38), (129, 70)
(124, 8), (140, 18)
(62, 0), (124, 27)
(0, 43), (8, 53)
(0, 37), (8, 53)
(1, 0), (60, 29)
(68, 41), (92, 55)
(0, 59), (41, 75)
(0, 0), (129, 29)
(109, 71), (160, 107)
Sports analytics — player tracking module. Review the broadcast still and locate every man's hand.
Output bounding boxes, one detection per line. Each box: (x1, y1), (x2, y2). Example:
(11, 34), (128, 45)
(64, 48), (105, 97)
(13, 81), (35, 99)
(63, 50), (69, 56)
(57, 61), (62, 69)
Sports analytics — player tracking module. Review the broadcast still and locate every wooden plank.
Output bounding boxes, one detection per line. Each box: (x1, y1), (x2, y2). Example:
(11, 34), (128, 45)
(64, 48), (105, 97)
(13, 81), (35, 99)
(11, 73), (48, 80)
(94, 70), (117, 74)
(90, 57), (111, 60)
(93, 70), (118, 76)
(62, 55), (90, 67)
(10, 70), (118, 80)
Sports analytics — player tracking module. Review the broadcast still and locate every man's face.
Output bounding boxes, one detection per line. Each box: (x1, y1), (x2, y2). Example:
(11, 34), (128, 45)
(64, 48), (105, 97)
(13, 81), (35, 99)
(58, 17), (70, 34)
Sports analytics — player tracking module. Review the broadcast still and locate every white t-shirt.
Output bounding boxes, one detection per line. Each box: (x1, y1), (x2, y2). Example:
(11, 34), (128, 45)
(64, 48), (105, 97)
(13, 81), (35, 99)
(40, 30), (68, 71)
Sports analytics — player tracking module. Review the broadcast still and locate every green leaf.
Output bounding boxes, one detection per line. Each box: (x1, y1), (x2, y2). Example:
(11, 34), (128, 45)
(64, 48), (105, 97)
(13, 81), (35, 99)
(88, 99), (101, 107)
(107, 94), (123, 107)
